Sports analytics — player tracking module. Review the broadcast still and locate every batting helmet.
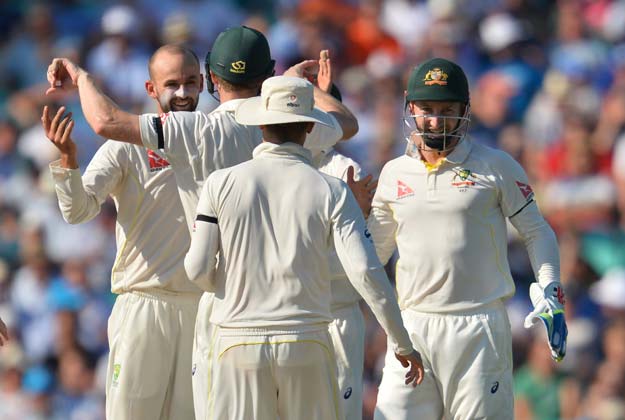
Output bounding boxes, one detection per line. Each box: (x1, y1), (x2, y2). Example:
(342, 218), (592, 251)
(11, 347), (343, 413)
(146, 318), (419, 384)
(406, 57), (469, 104)
(205, 26), (275, 93)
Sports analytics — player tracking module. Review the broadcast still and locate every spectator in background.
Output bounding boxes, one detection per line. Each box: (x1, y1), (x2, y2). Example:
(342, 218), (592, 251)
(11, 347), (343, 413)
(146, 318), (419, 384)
(86, 5), (150, 111)
(514, 332), (565, 420)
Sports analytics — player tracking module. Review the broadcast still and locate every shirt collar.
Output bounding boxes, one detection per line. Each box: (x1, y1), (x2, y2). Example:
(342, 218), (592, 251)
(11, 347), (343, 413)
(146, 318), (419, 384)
(214, 98), (247, 113)
(253, 141), (313, 165)
(445, 138), (472, 164)
(405, 138), (472, 172)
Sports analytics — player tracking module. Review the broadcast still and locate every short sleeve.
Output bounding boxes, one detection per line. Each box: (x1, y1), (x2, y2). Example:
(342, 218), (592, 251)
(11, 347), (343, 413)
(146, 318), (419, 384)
(139, 111), (204, 168)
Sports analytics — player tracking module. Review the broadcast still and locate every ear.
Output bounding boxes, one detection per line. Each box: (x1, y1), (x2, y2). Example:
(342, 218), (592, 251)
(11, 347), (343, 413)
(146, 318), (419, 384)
(306, 122), (314, 133)
(209, 71), (219, 85)
(145, 80), (157, 99)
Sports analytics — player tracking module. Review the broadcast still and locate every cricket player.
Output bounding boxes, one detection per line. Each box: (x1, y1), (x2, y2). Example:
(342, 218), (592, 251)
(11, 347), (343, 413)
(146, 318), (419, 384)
(42, 45), (203, 420)
(370, 58), (568, 420)
(184, 75), (424, 420)
(312, 67), (375, 420)
(45, 26), (358, 420)
(316, 149), (371, 420)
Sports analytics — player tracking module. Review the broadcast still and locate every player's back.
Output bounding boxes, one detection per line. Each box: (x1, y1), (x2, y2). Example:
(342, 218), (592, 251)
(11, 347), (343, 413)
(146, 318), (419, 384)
(208, 142), (347, 328)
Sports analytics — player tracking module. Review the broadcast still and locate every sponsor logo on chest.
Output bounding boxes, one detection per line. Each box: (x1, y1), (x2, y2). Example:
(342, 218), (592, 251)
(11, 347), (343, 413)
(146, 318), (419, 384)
(397, 180), (414, 199)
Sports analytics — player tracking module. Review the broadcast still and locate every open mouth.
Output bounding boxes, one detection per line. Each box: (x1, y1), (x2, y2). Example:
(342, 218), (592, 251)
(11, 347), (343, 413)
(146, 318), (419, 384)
(171, 100), (193, 110)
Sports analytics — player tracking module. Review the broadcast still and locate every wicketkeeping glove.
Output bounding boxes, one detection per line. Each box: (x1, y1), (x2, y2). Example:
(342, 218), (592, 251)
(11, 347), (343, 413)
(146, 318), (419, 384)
(524, 282), (568, 362)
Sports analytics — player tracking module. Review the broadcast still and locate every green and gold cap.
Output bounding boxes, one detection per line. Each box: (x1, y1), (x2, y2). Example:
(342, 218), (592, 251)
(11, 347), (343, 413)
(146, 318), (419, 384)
(406, 57), (469, 103)
(208, 26), (275, 84)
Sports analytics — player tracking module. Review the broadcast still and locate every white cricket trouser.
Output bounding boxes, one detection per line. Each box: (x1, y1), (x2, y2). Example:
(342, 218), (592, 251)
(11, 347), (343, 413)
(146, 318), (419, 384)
(207, 325), (341, 420)
(106, 290), (200, 420)
(191, 292), (215, 420)
(375, 302), (513, 420)
(329, 302), (365, 420)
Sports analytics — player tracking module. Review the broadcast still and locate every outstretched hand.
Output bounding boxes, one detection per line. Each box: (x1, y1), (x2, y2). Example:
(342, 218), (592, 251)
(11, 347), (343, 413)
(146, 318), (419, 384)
(395, 350), (425, 387)
(346, 166), (377, 218)
(46, 58), (83, 95)
(42, 105), (78, 168)
(316, 50), (332, 93)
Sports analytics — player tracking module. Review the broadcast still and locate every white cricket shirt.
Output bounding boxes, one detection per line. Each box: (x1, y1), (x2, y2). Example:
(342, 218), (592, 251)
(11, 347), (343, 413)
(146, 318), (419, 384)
(187, 142), (413, 355)
(368, 139), (559, 313)
(50, 141), (200, 295)
(139, 101), (343, 228)
(314, 148), (363, 310)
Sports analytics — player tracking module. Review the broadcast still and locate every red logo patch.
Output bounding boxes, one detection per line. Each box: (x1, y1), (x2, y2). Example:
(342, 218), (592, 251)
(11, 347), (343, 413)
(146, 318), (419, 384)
(515, 181), (534, 199)
(397, 180), (414, 199)
(148, 150), (170, 172)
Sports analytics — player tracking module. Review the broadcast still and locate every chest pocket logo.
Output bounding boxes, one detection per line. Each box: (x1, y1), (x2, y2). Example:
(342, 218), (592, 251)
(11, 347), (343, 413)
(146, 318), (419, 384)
(397, 180), (414, 199)
(451, 168), (476, 190)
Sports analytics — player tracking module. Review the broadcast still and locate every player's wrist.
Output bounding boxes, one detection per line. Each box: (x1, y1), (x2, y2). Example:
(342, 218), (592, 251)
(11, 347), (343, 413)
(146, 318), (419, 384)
(60, 152), (79, 169)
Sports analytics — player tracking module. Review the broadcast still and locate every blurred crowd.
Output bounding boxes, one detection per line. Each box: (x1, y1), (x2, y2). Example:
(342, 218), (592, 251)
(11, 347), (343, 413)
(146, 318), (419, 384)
(1, 0), (625, 419)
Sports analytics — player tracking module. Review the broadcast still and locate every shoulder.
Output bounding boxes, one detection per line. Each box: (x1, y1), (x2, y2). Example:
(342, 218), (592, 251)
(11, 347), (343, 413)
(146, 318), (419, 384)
(379, 155), (411, 178)
(328, 149), (360, 170)
(469, 142), (525, 175)
(318, 149), (362, 179)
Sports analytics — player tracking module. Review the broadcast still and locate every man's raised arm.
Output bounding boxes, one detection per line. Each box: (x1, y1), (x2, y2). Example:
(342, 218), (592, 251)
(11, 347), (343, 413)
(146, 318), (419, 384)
(46, 58), (141, 145)
(283, 53), (358, 140)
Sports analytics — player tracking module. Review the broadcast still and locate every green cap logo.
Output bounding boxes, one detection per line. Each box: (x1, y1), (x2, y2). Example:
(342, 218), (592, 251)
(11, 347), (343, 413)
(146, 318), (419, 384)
(230, 60), (246, 74)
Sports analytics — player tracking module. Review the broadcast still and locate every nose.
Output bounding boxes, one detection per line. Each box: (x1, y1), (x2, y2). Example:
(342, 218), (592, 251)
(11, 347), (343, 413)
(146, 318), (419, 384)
(428, 115), (440, 130)
(174, 85), (189, 98)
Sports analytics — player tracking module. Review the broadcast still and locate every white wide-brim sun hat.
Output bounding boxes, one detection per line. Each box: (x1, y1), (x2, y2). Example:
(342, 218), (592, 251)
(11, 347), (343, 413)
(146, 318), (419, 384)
(235, 76), (333, 127)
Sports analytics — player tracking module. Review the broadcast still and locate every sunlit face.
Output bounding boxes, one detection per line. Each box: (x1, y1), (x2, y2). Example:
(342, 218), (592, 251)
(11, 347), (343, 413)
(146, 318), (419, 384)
(147, 52), (203, 113)
(408, 100), (464, 136)
(406, 100), (466, 151)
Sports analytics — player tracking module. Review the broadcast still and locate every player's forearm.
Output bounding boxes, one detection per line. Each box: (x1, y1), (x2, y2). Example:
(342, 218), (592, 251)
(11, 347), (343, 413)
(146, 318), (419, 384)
(510, 203), (561, 287)
(51, 166), (103, 224)
(184, 221), (219, 291)
(313, 86), (358, 140)
(366, 208), (398, 265)
(333, 218), (412, 353)
(76, 71), (142, 145)
(347, 264), (413, 355)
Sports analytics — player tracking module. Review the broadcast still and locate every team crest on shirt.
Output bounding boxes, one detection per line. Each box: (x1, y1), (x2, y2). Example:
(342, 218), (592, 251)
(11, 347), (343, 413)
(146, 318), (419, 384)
(515, 181), (534, 199)
(147, 149), (170, 172)
(451, 168), (476, 190)
(397, 180), (414, 199)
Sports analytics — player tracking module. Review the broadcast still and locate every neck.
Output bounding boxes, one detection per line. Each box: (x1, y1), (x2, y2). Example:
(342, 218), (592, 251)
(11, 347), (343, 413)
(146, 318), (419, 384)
(218, 88), (258, 102)
(413, 136), (457, 164)
(419, 147), (448, 165)
(262, 138), (305, 146)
